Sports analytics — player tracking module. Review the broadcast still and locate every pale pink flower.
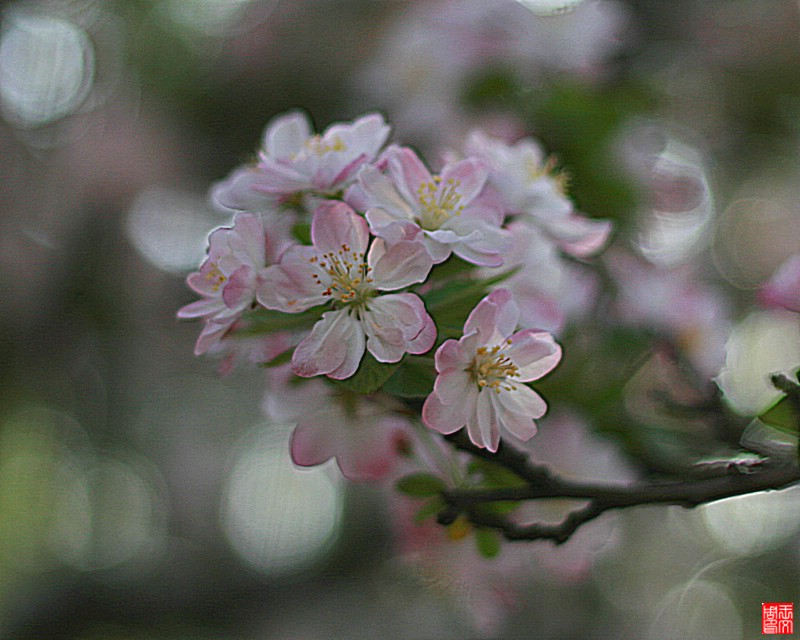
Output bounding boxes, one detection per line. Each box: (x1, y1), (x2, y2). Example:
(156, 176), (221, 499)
(605, 249), (731, 377)
(347, 145), (509, 267)
(258, 202), (436, 379)
(211, 110), (390, 213)
(482, 220), (598, 335)
(759, 253), (800, 313)
(392, 494), (532, 638)
(262, 365), (413, 481)
(178, 213), (276, 355)
(255, 110), (390, 196)
(422, 289), (562, 452)
(463, 129), (611, 258)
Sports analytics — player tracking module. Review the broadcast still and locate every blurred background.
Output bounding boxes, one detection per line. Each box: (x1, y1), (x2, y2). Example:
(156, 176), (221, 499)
(1, 0), (800, 638)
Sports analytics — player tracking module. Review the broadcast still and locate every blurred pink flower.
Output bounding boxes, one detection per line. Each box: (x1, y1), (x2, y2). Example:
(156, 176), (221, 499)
(759, 253), (800, 313)
(258, 202), (435, 379)
(263, 366), (413, 482)
(606, 249), (731, 377)
(423, 289), (561, 452)
(483, 220), (599, 335)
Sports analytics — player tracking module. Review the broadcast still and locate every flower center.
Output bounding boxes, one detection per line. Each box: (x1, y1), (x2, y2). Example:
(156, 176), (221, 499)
(305, 134), (347, 157)
(471, 341), (520, 393)
(310, 243), (374, 308)
(526, 155), (569, 194)
(205, 263), (227, 292)
(416, 176), (464, 230)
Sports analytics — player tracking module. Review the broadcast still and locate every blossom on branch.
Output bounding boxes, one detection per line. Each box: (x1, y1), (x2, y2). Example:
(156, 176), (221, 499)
(464, 129), (611, 257)
(422, 289), (562, 452)
(212, 110), (391, 213)
(258, 202), (436, 379)
(178, 213), (275, 355)
(348, 145), (509, 266)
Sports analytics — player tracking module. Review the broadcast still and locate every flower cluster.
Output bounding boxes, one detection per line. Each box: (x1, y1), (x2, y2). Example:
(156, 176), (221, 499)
(180, 110), (611, 469)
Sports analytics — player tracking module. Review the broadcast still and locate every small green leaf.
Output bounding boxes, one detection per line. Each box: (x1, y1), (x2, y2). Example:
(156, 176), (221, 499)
(396, 473), (446, 497)
(382, 356), (436, 398)
(414, 497), (445, 523)
(239, 305), (326, 336)
(475, 528), (501, 559)
(291, 223), (312, 244)
(258, 347), (294, 368)
(467, 459), (528, 488)
(759, 395), (800, 435)
(330, 352), (401, 395)
(422, 269), (518, 312)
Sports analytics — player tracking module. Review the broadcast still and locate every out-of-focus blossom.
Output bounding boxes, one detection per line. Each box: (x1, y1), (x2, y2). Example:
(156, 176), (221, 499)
(212, 110), (390, 214)
(423, 289), (561, 452)
(759, 253), (800, 313)
(391, 492), (534, 638)
(354, 0), (629, 149)
(617, 121), (714, 267)
(178, 213), (277, 355)
(348, 145), (509, 266)
(464, 129), (612, 257)
(484, 220), (599, 334)
(263, 366), (413, 482)
(606, 249), (731, 377)
(258, 202), (435, 379)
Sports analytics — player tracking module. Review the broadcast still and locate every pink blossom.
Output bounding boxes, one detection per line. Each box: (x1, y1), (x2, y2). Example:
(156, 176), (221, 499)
(464, 129), (611, 257)
(605, 249), (731, 377)
(392, 494), (532, 637)
(210, 111), (390, 213)
(258, 202), (436, 379)
(347, 145), (509, 267)
(482, 220), (599, 335)
(178, 213), (276, 355)
(422, 289), (561, 452)
(256, 110), (390, 197)
(262, 365), (413, 481)
(759, 253), (800, 313)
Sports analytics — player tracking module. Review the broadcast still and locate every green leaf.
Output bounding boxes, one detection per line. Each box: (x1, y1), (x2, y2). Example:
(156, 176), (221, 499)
(759, 394), (800, 435)
(422, 268), (518, 312)
(396, 473), (446, 498)
(382, 356), (436, 398)
(467, 459), (528, 488)
(475, 528), (501, 559)
(258, 347), (294, 368)
(331, 352), (401, 395)
(291, 223), (312, 244)
(239, 305), (326, 336)
(414, 497), (445, 523)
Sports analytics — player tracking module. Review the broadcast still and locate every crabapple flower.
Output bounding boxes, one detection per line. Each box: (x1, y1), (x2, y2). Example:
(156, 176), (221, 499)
(178, 213), (275, 355)
(257, 110), (390, 197)
(482, 220), (598, 335)
(262, 365), (413, 481)
(211, 110), (391, 213)
(464, 130), (611, 257)
(422, 289), (561, 452)
(759, 253), (800, 313)
(348, 145), (509, 266)
(258, 202), (436, 379)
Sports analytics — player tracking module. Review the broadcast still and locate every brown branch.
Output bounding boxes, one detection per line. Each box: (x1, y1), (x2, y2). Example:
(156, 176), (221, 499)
(440, 429), (800, 544)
